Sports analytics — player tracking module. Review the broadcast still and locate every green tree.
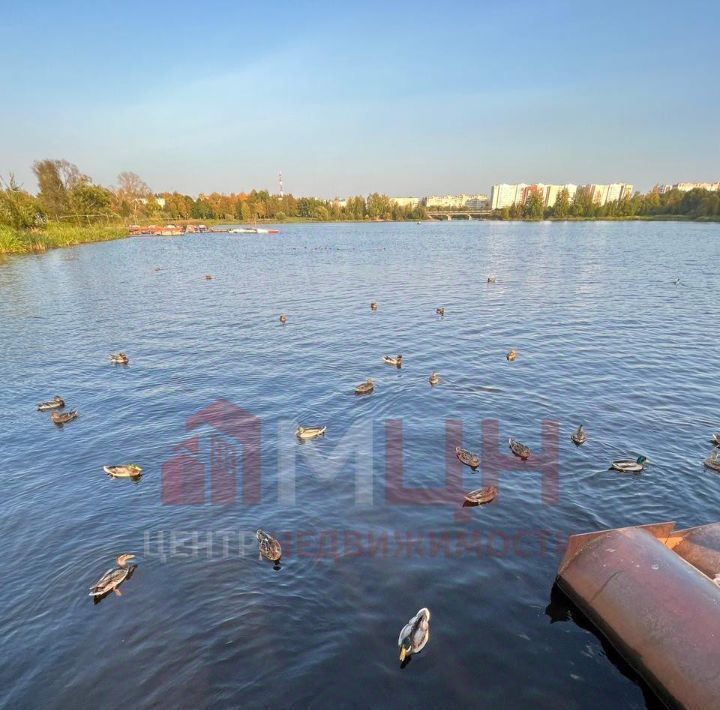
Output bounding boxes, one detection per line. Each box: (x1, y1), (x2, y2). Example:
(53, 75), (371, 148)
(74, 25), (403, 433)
(0, 175), (44, 229)
(523, 191), (545, 220)
(552, 188), (570, 218)
(68, 180), (113, 218)
(32, 159), (77, 217)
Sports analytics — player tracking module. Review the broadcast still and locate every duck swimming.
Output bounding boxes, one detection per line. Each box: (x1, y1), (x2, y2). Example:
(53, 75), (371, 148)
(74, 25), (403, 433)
(354, 378), (374, 395)
(571, 425), (587, 446)
(109, 352), (129, 365)
(279, 313), (287, 324)
(398, 608), (431, 664)
(296, 426), (326, 440)
(104, 464), (143, 479)
(456, 446), (480, 469)
(383, 354), (402, 367)
(51, 410), (77, 425)
(89, 554), (135, 598)
(487, 276), (497, 283)
(37, 396), (64, 411)
(436, 307), (445, 316)
(509, 438), (530, 460)
(610, 455), (647, 473)
(464, 485), (497, 505)
(256, 530), (282, 563)
(429, 372), (440, 386)
(704, 450), (720, 472)
(506, 350), (518, 362)
(205, 274), (213, 280)
(711, 433), (720, 447)
(370, 302), (379, 311)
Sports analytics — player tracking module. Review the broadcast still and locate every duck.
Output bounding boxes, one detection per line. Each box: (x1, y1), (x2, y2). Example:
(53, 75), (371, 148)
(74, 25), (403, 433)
(398, 608), (431, 664)
(571, 425), (587, 446)
(509, 438), (530, 460)
(383, 354), (403, 367)
(256, 530), (282, 562)
(296, 426), (326, 440)
(370, 302), (379, 311)
(37, 395), (64, 411)
(279, 313), (287, 324)
(464, 485), (497, 505)
(610, 455), (647, 473)
(704, 450), (720, 472)
(89, 554), (136, 598)
(51, 410), (78, 425)
(354, 378), (374, 395)
(506, 350), (518, 362)
(205, 274), (213, 280)
(429, 372), (440, 386)
(109, 352), (129, 365)
(104, 464), (143, 479)
(487, 276), (497, 283)
(710, 433), (720, 447)
(436, 307), (445, 316)
(456, 446), (480, 470)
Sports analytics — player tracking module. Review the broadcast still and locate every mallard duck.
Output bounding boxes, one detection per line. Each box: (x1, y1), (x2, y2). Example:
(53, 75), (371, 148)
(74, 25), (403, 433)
(256, 530), (282, 562)
(710, 433), (720, 447)
(571, 424), (586, 446)
(354, 378), (374, 395)
(37, 395), (64, 411)
(89, 554), (135, 597)
(398, 608), (431, 664)
(436, 307), (445, 316)
(464, 485), (497, 505)
(704, 451), (720, 472)
(51, 410), (77, 425)
(383, 354), (402, 367)
(456, 446), (480, 469)
(205, 274), (213, 280)
(296, 426), (326, 440)
(370, 302), (379, 311)
(429, 372), (440, 386)
(506, 350), (518, 362)
(509, 438), (530, 460)
(610, 455), (647, 473)
(487, 276), (497, 283)
(104, 464), (143, 479)
(110, 352), (129, 365)
(279, 313), (287, 324)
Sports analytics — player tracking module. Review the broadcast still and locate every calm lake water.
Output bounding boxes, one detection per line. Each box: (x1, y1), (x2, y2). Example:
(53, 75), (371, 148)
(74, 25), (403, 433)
(1, 221), (719, 709)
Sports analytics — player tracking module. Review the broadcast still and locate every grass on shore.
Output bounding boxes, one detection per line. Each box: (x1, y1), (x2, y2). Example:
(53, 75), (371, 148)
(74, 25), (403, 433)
(0, 223), (127, 255)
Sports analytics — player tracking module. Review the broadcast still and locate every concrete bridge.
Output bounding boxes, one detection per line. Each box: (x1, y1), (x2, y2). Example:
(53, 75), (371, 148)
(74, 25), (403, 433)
(427, 210), (492, 221)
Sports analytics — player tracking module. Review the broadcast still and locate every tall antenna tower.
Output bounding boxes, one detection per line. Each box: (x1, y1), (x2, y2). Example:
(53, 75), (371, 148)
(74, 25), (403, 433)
(278, 171), (284, 198)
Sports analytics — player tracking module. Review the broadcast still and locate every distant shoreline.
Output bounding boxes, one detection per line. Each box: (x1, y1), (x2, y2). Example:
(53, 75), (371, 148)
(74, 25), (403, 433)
(1, 215), (718, 257)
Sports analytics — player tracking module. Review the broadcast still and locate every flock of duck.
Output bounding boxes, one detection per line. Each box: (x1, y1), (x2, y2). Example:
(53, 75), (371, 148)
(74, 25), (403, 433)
(34, 281), (720, 662)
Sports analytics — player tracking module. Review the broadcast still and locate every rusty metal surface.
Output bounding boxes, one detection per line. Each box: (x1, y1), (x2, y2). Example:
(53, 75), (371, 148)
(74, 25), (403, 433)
(557, 526), (720, 709)
(671, 522), (720, 579)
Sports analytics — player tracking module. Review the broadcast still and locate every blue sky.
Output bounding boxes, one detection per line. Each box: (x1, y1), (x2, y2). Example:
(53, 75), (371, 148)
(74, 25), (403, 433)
(1, 0), (718, 197)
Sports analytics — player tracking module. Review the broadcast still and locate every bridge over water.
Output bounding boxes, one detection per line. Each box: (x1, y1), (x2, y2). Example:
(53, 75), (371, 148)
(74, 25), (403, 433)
(427, 210), (493, 220)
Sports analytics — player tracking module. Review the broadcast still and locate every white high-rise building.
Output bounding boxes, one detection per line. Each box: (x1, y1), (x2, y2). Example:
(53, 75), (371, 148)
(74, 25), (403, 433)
(490, 184), (527, 209)
(390, 197), (421, 208)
